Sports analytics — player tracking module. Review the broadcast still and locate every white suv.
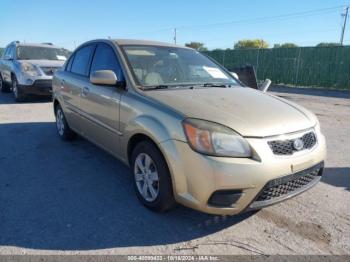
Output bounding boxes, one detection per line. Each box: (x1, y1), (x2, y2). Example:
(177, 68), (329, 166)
(0, 41), (69, 101)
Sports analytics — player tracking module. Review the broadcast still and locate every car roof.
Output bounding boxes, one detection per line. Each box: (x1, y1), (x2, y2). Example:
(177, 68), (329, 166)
(112, 39), (191, 49)
(73, 39), (193, 52)
(15, 43), (61, 49)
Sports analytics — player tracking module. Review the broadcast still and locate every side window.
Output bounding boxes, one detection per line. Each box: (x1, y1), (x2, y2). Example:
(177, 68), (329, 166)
(71, 45), (95, 76)
(65, 54), (75, 71)
(4, 46), (12, 58)
(90, 43), (124, 81)
(2, 47), (9, 58)
(8, 46), (14, 59)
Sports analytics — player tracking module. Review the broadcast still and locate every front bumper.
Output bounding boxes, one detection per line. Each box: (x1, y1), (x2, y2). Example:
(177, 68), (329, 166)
(159, 129), (326, 215)
(246, 161), (323, 211)
(18, 79), (52, 96)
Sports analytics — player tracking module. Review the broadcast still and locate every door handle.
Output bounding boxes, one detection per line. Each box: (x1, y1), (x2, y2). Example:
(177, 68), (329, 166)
(82, 86), (90, 97)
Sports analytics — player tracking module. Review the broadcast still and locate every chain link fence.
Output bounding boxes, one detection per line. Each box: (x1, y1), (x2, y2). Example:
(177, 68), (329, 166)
(205, 46), (350, 90)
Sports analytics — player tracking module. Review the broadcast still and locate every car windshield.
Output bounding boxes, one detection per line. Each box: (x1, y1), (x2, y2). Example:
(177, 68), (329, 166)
(121, 45), (239, 88)
(17, 46), (69, 61)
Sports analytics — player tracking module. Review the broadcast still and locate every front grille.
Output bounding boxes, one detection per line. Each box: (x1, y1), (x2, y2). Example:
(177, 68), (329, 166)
(41, 67), (59, 76)
(255, 162), (323, 202)
(33, 79), (52, 88)
(268, 131), (317, 155)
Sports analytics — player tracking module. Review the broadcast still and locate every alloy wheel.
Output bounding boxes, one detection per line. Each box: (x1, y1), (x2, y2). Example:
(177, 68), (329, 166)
(56, 109), (65, 136)
(134, 153), (160, 202)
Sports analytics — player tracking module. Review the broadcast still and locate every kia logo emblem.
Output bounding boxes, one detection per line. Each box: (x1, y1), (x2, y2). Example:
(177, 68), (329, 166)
(293, 138), (304, 151)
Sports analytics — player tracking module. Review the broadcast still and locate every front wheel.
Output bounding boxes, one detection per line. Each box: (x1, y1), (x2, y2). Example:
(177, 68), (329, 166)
(131, 141), (176, 212)
(55, 104), (76, 141)
(0, 74), (11, 93)
(12, 75), (25, 102)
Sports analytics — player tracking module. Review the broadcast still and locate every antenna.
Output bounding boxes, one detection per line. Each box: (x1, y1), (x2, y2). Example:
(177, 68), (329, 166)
(174, 28), (177, 44)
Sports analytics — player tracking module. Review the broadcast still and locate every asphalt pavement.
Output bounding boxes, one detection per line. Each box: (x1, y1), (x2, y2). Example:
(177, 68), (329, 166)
(0, 87), (349, 255)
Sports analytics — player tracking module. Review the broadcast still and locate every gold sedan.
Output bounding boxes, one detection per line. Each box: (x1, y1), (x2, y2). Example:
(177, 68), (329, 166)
(52, 39), (326, 215)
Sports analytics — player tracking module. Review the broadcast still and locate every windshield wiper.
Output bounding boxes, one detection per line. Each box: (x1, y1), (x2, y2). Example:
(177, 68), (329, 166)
(143, 83), (231, 90)
(202, 83), (231, 88)
(142, 85), (169, 91)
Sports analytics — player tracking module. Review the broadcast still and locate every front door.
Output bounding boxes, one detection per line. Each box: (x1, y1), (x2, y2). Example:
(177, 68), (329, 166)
(79, 43), (125, 157)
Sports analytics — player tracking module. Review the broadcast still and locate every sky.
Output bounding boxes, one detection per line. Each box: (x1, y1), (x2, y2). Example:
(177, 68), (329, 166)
(1, 0), (349, 50)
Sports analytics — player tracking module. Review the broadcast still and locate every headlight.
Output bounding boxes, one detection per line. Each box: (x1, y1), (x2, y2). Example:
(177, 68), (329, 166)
(315, 118), (322, 134)
(182, 118), (252, 157)
(20, 62), (41, 76)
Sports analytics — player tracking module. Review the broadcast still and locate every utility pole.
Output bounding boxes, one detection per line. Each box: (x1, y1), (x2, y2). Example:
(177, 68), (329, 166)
(174, 28), (177, 44)
(340, 6), (349, 45)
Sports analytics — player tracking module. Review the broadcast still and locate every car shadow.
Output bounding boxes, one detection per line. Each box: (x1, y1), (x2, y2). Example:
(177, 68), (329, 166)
(322, 167), (350, 192)
(0, 122), (254, 251)
(0, 92), (51, 104)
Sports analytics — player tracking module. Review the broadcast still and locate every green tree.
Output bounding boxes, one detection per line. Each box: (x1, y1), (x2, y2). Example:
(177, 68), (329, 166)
(274, 43), (298, 48)
(234, 39), (269, 49)
(316, 42), (341, 47)
(185, 42), (208, 51)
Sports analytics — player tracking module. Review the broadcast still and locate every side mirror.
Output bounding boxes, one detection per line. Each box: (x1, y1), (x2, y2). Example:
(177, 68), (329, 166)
(259, 79), (271, 92)
(230, 72), (239, 80)
(3, 55), (13, 60)
(90, 70), (117, 86)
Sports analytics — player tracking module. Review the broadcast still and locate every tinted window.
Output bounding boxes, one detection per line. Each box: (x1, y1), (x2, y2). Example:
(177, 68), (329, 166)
(5, 46), (14, 58)
(3, 47), (10, 58)
(90, 43), (124, 80)
(71, 45), (95, 76)
(66, 54), (75, 71)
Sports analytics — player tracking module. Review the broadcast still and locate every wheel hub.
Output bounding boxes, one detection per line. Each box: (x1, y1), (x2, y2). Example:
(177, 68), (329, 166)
(134, 153), (159, 202)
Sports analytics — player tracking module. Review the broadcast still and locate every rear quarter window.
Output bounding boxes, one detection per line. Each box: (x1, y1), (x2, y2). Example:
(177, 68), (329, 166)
(65, 54), (75, 72)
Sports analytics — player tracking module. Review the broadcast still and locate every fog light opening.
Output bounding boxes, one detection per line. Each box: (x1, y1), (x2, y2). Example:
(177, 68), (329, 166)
(208, 190), (243, 208)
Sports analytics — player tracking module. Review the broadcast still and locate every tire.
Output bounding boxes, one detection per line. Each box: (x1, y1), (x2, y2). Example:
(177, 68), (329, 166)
(12, 75), (25, 102)
(131, 141), (176, 212)
(55, 104), (76, 141)
(0, 74), (11, 93)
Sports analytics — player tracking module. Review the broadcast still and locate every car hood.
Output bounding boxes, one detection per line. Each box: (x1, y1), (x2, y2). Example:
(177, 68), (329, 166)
(146, 87), (316, 137)
(18, 60), (65, 68)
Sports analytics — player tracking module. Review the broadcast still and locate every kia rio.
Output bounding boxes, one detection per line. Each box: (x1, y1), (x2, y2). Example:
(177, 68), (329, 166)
(52, 39), (326, 215)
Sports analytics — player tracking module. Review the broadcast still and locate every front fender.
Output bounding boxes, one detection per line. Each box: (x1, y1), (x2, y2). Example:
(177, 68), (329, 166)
(121, 114), (175, 162)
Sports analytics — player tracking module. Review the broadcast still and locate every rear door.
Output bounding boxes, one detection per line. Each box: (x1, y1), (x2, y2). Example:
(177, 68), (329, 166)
(78, 42), (124, 157)
(59, 44), (96, 133)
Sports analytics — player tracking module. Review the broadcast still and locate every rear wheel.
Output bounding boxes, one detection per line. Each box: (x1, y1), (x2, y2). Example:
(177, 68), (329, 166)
(12, 75), (25, 102)
(0, 74), (10, 93)
(131, 141), (176, 212)
(55, 104), (76, 141)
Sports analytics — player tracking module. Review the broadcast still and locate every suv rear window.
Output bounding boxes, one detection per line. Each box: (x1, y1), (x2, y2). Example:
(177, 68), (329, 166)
(71, 45), (95, 76)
